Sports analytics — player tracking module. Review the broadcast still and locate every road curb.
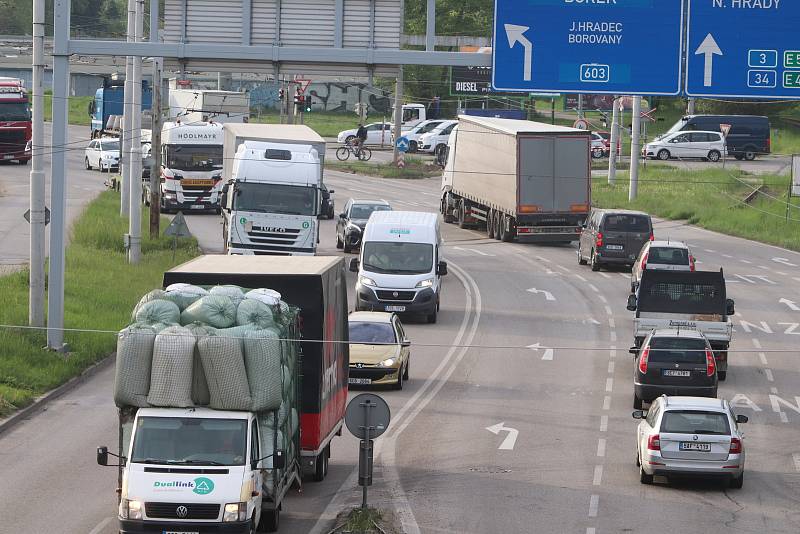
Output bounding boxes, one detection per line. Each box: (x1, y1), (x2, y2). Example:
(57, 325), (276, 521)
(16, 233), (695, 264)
(0, 354), (115, 437)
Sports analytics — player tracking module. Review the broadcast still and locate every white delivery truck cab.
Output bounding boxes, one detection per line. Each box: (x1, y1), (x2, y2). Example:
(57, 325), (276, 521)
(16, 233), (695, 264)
(159, 121), (225, 213)
(222, 141), (321, 255)
(350, 210), (447, 323)
(103, 406), (292, 533)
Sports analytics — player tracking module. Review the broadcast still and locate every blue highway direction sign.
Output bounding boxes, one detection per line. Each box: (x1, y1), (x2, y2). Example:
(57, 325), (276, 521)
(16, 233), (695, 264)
(686, 0), (800, 99)
(492, 0), (685, 96)
(395, 136), (410, 153)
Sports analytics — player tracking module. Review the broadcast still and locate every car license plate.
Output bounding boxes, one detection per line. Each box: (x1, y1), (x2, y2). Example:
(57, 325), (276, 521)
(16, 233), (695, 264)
(606, 244), (623, 250)
(182, 179), (214, 186)
(680, 442), (711, 452)
(2, 154), (13, 160)
(663, 369), (691, 377)
(385, 305), (406, 312)
(349, 378), (371, 385)
(190, 204), (205, 210)
(163, 531), (199, 534)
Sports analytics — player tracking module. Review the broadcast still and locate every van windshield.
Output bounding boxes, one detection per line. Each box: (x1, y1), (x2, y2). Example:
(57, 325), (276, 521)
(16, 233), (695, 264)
(131, 417), (248, 466)
(235, 182), (317, 216)
(362, 242), (434, 275)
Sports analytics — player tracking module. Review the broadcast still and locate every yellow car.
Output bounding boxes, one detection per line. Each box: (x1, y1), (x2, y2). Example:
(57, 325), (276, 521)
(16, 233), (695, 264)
(348, 311), (411, 390)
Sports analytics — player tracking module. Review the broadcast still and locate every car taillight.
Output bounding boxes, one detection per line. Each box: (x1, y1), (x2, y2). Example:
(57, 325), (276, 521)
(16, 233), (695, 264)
(729, 437), (742, 454)
(766, 137), (771, 152)
(647, 434), (660, 451)
(706, 349), (716, 376)
(596, 232), (603, 248)
(689, 255), (696, 272)
(649, 231), (654, 241)
(640, 252), (649, 271)
(639, 346), (650, 374)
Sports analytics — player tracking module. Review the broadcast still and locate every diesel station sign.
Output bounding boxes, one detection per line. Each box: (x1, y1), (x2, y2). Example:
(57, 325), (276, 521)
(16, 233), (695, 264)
(449, 66), (528, 97)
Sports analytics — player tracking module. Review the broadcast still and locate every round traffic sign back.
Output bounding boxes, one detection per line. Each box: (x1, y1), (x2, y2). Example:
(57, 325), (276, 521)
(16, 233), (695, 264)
(345, 393), (391, 439)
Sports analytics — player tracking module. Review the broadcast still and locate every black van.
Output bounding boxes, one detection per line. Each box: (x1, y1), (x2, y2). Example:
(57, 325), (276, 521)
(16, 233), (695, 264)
(578, 209), (653, 271)
(670, 115), (770, 161)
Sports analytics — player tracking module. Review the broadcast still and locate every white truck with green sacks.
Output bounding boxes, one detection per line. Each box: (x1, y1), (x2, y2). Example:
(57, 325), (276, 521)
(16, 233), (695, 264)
(98, 255), (349, 533)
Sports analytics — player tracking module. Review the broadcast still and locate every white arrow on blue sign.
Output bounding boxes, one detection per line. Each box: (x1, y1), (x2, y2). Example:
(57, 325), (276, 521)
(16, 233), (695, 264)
(395, 136), (410, 153)
(492, 0), (685, 96)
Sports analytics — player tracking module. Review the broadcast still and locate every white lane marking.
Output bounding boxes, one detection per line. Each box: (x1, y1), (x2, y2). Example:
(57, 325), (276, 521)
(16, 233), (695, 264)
(759, 352), (769, 366)
(602, 396), (611, 410)
(765, 368), (775, 382)
(771, 387), (779, 394)
(752, 339), (762, 349)
(758, 265), (771, 271)
(584, 317), (602, 325)
(617, 272), (629, 279)
(740, 259), (753, 264)
(794, 277), (800, 284)
(704, 249), (716, 253)
(722, 253), (733, 258)
(588, 495), (599, 517)
(610, 331), (617, 342)
(608, 361), (615, 374)
(793, 453), (800, 472)
(575, 274), (587, 282)
(485, 422), (519, 450)
(536, 255), (552, 263)
(556, 264), (571, 273)
(776, 271), (787, 276)
(453, 246), (495, 257)
(599, 272), (611, 279)
(527, 287), (555, 301)
(527, 343), (554, 361)
(88, 517), (114, 534)
(773, 257), (798, 267)
(603, 305), (613, 316)
(609, 346), (616, 359)
(779, 298), (800, 311)
(587, 529), (597, 534)
(592, 465), (604, 486)
(599, 415), (608, 432)
(605, 378), (614, 392)
(598, 295), (608, 304)
(780, 412), (789, 423)
(310, 262), (481, 534)
(597, 438), (607, 458)
(588, 284), (600, 293)
(608, 317), (616, 329)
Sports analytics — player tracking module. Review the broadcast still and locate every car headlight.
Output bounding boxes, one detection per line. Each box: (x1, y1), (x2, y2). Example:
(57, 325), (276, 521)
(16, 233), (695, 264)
(415, 278), (434, 288)
(119, 498), (142, 520)
(346, 223), (361, 233)
(223, 502), (247, 522)
(380, 358), (396, 367)
(359, 276), (377, 287)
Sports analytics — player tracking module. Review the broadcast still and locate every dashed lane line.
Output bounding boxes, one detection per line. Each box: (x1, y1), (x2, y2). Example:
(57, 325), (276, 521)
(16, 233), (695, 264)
(599, 415), (608, 432)
(588, 495), (599, 518)
(597, 439), (607, 458)
(765, 368), (775, 382)
(592, 465), (604, 486)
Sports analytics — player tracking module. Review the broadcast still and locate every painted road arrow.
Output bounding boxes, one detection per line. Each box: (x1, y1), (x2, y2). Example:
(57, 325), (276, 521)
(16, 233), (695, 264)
(773, 257), (798, 268)
(527, 343), (554, 361)
(486, 422), (519, 450)
(695, 33), (722, 87)
(526, 287), (555, 301)
(504, 24), (533, 82)
(779, 298), (800, 312)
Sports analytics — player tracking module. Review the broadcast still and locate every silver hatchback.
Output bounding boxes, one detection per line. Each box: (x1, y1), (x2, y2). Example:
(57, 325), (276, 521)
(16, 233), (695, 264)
(633, 395), (747, 488)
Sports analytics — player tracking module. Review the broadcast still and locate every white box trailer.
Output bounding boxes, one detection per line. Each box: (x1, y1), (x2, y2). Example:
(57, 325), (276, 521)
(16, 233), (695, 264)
(169, 89), (250, 125)
(441, 115), (591, 243)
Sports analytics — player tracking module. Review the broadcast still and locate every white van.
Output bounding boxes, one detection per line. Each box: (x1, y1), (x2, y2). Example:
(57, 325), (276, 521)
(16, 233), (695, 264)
(349, 211), (447, 323)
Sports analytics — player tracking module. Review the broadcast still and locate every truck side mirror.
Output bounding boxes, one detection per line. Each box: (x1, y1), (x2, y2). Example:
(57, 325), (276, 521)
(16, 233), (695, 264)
(349, 258), (360, 273)
(97, 446), (109, 466)
(329, 189), (335, 194)
(339, 212), (346, 219)
(726, 298), (735, 316)
(626, 294), (637, 311)
(437, 261), (448, 276)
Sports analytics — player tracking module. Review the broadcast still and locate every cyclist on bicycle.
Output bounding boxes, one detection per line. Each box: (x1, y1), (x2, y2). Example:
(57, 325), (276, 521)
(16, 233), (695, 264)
(354, 123), (368, 157)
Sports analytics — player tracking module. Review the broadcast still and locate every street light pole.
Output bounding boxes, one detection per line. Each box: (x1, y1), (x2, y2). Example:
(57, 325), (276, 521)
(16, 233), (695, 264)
(29, 0), (46, 327)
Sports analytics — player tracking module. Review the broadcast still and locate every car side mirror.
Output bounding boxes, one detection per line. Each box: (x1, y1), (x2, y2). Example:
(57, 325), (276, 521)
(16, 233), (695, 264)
(401, 338), (411, 347)
(339, 212), (346, 219)
(437, 260), (448, 276)
(736, 415), (749, 424)
(726, 298), (735, 316)
(629, 346), (639, 355)
(626, 294), (637, 311)
(349, 258), (360, 273)
(96, 446), (108, 466)
(632, 410), (645, 420)
(329, 189), (335, 194)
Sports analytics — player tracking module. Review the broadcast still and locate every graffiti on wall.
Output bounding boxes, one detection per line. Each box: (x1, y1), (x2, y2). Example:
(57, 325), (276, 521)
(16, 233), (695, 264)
(247, 81), (391, 114)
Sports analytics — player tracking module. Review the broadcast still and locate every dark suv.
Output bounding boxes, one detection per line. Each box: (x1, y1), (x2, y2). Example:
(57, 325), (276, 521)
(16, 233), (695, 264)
(631, 329), (718, 409)
(578, 209), (653, 271)
(336, 198), (392, 253)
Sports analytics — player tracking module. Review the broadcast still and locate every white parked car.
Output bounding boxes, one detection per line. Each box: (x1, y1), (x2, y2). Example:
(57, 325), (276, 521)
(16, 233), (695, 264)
(337, 122), (393, 146)
(84, 137), (120, 172)
(397, 120), (447, 153)
(643, 131), (726, 162)
(418, 120), (458, 153)
(631, 240), (695, 292)
(591, 132), (607, 159)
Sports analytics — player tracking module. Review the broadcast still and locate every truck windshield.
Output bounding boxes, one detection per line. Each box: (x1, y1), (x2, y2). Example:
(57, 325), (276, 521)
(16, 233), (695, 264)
(235, 182), (317, 216)
(165, 144), (223, 172)
(0, 102), (31, 121)
(349, 322), (396, 344)
(362, 242), (433, 275)
(130, 417), (248, 466)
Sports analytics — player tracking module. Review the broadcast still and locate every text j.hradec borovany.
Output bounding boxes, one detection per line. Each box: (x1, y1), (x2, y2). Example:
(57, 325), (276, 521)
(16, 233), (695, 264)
(568, 21), (622, 45)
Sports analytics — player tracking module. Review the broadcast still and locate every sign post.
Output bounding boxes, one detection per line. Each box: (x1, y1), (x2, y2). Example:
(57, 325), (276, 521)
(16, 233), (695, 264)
(720, 123), (731, 168)
(345, 394), (391, 509)
(492, 1), (685, 95)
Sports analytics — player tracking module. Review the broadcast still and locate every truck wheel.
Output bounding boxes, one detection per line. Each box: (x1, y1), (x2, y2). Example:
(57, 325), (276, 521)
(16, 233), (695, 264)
(442, 195), (457, 224)
(500, 215), (515, 242)
(313, 445), (329, 481)
(487, 210), (495, 239)
(493, 214), (502, 241)
(590, 250), (601, 271)
(261, 509), (280, 532)
(718, 371), (727, 381)
(457, 202), (468, 229)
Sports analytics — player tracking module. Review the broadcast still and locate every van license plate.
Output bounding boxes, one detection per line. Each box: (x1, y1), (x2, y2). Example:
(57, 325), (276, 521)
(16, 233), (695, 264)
(680, 442), (711, 452)
(163, 531), (199, 534)
(349, 378), (371, 385)
(605, 245), (623, 250)
(385, 306), (406, 312)
(190, 204), (205, 209)
(663, 370), (691, 377)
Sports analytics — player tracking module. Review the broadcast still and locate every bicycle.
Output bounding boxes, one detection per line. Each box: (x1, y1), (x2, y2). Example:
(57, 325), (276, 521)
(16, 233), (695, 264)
(335, 140), (372, 162)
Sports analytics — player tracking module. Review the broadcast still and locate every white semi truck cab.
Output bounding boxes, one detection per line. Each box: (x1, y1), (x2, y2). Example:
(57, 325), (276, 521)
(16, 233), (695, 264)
(159, 121), (225, 213)
(98, 407), (290, 533)
(222, 141), (321, 255)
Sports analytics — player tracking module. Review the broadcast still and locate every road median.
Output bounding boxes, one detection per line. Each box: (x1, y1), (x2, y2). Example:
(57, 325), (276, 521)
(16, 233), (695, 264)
(326, 156), (440, 179)
(0, 191), (199, 420)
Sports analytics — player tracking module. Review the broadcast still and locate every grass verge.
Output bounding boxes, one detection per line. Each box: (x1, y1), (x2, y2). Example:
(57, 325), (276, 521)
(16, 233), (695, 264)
(0, 191), (199, 418)
(333, 508), (397, 534)
(592, 166), (800, 250)
(250, 110), (362, 138)
(326, 156), (440, 179)
(41, 91), (93, 127)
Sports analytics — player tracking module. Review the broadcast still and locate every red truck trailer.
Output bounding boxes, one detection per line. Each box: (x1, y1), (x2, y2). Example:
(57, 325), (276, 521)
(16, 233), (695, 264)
(0, 77), (32, 164)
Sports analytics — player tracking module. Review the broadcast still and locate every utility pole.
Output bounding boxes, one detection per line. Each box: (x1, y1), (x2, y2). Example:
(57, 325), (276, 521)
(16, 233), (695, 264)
(29, 0), (46, 327)
(47, 0), (70, 351)
(577, 94), (584, 119)
(121, 0), (135, 217)
(392, 66), (403, 165)
(149, 0), (161, 238)
(129, 0), (144, 263)
(629, 96), (642, 202)
(607, 97), (620, 185)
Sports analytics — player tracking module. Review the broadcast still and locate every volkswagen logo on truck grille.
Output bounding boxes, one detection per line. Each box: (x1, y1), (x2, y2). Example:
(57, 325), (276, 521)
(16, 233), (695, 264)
(176, 505), (189, 518)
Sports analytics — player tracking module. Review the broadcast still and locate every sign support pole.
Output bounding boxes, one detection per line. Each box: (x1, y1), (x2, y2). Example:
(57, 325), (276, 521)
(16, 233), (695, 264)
(392, 66), (404, 165)
(629, 96), (642, 201)
(129, 0), (144, 264)
(149, 0), (162, 238)
(29, 0), (46, 328)
(121, 0), (135, 217)
(607, 97), (619, 186)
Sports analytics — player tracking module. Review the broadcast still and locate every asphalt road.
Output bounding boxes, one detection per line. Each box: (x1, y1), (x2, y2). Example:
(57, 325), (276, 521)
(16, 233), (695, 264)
(2, 164), (800, 533)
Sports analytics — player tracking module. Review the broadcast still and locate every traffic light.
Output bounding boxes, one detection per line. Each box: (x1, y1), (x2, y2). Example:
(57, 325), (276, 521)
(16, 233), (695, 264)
(293, 92), (304, 112)
(304, 96), (312, 113)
